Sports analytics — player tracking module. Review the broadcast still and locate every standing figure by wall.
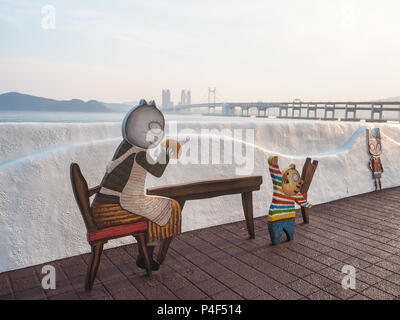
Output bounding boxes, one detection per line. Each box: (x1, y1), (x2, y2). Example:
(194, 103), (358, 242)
(267, 156), (312, 245)
(92, 99), (182, 271)
(368, 128), (384, 191)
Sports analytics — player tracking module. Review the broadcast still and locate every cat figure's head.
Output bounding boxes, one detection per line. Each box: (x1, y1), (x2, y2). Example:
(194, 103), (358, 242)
(122, 99), (165, 149)
(368, 128), (382, 156)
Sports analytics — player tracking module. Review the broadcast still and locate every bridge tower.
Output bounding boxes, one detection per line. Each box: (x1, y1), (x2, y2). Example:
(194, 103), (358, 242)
(208, 87), (216, 113)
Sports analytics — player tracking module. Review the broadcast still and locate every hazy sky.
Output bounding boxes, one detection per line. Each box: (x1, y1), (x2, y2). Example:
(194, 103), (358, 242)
(0, 0), (399, 103)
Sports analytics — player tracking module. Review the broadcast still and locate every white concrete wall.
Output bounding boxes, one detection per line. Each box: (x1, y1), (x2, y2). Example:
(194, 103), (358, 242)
(1, 119), (400, 272)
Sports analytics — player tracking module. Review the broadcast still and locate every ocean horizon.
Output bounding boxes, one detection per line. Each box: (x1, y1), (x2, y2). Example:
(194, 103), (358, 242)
(1, 110), (253, 123)
(1, 110), (398, 123)
(0, 110), (129, 123)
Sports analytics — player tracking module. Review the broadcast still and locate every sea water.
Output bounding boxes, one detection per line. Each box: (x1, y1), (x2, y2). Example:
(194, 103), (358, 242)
(1, 109), (398, 123)
(0, 111), (247, 123)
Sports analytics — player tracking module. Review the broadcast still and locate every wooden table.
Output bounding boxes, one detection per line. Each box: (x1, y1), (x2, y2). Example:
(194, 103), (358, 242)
(147, 175), (263, 264)
(147, 175), (263, 238)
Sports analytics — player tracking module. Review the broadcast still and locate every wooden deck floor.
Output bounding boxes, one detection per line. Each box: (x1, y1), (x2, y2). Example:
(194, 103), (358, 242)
(2, 188), (400, 300)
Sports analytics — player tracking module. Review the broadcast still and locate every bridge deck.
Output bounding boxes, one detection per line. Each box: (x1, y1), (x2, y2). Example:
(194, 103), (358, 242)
(168, 101), (400, 121)
(2, 188), (400, 300)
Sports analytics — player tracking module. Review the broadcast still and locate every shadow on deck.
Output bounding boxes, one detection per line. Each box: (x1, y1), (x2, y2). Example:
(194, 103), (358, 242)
(2, 188), (400, 300)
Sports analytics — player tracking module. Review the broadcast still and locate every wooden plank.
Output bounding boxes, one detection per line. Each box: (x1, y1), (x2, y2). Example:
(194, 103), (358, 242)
(300, 158), (318, 224)
(149, 186), (261, 201)
(301, 160), (318, 194)
(147, 176), (263, 200)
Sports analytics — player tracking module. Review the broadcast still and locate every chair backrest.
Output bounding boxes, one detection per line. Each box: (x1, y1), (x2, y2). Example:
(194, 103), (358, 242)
(300, 158), (318, 194)
(70, 163), (97, 232)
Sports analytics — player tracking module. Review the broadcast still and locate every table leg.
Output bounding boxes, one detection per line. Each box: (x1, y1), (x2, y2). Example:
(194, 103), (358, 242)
(241, 192), (255, 239)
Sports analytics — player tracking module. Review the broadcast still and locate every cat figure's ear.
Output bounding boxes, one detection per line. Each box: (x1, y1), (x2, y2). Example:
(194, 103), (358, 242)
(376, 128), (381, 141)
(368, 129), (373, 142)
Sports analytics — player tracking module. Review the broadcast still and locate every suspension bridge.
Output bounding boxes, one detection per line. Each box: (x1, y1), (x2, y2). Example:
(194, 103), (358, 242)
(163, 88), (400, 122)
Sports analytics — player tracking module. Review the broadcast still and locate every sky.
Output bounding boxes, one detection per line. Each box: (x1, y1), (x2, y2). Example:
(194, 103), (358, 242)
(0, 0), (399, 104)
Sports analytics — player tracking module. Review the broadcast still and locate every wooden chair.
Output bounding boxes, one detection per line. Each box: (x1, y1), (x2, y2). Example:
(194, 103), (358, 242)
(70, 163), (152, 291)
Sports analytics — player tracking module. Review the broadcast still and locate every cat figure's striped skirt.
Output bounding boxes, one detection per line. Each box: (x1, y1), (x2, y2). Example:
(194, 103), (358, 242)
(92, 198), (182, 243)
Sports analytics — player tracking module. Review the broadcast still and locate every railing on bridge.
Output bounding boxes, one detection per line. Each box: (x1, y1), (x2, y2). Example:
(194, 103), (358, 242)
(163, 101), (400, 122)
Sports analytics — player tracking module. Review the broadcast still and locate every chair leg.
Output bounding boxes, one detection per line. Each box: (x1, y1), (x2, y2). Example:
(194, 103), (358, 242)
(301, 207), (310, 224)
(135, 233), (152, 277)
(157, 237), (173, 265)
(85, 242), (104, 291)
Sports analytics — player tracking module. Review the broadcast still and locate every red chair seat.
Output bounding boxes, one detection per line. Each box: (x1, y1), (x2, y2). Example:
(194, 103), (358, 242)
(87, 221), (148, 242)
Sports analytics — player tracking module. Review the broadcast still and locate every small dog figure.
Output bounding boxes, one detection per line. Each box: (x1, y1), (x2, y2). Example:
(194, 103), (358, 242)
(267, 156), (312, 245)
(368, 128), (384, 191)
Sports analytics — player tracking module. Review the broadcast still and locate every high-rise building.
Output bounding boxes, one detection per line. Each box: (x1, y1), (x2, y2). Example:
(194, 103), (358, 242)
(162, 89), (166, 109)
(180, 90), (186, 105)
(179, 89), (191, 105)
(186, 90), (191, 105)
(162, 89), (171, 109)
(166, 89), (171, 107)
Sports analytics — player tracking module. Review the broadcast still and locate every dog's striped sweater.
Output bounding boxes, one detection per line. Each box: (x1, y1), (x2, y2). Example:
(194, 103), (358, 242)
(268, 163), (311, 222)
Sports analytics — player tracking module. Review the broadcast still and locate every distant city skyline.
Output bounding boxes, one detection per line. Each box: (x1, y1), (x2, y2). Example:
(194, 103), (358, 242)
(1, 0), (400, 104)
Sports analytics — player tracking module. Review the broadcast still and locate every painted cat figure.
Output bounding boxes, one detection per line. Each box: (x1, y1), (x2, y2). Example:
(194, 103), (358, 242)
(368, 128), (383, 191)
